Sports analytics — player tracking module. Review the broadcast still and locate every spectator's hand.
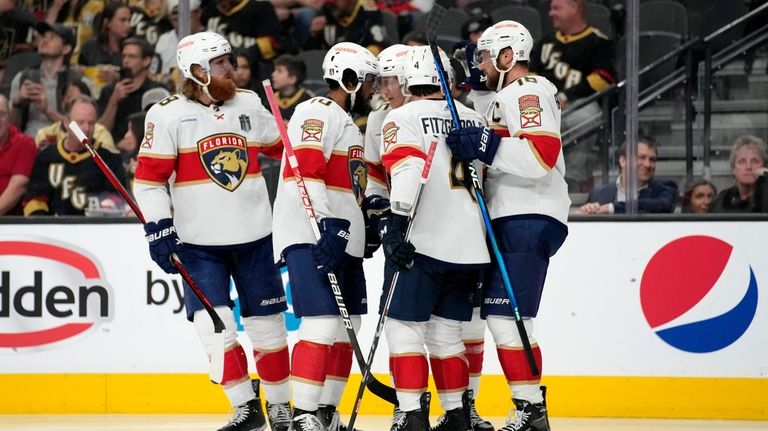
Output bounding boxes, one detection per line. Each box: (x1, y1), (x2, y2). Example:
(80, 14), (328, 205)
(311, 217), (350, 273)
(27, 82), (48, 111)
(98, 67), (120, 84)
(381, 213), (415, 272)
(361, 194), (390, 258)
(144, 218), (182, 274)
(446, 126), (501, 165)
(578, 202), (610, 214)
(309, 15), (327, 33)
(18, 79), (41, 100)
(110, 79), (138, 104)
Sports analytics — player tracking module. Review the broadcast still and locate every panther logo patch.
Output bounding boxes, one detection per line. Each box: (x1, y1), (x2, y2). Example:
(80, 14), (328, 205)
(348, 145), (367, 205)
(198, 133), (249, 191)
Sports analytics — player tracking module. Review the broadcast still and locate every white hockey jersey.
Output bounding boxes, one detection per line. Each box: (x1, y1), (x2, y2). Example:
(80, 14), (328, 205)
(381, 99), (490, 266)
(485, 75), (571, 224)
(272, 96), (366, 260)
(133, 90), (282, 246)
(364, 102), (391, 198)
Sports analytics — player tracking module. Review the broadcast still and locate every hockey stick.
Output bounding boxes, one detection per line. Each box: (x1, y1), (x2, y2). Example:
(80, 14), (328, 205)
(425, 1), (540, 376)
(67, 121), (226, 384)
(261, 80), (398, 405)
(347, 137), (439, 430)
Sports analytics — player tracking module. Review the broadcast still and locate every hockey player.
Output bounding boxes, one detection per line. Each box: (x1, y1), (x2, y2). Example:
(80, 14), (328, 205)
(380, 45), (490, 431)
(133, 32), (291, 431)
(446, 21), (570, 431)
(271, 41), (378, 431)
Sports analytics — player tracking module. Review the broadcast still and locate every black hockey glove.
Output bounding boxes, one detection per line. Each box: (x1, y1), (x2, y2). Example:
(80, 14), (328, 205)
(446, 126), (501, 165)
(312, 217), (351, 273)
(381, 213), (415, 272)
(144, 218), (182, 274)
(362, 194), (390, 258)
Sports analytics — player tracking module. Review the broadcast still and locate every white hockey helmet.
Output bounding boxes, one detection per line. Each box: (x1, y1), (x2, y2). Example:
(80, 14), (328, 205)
(177, 31), (234, 83)
(322, 42), (379, 94)
(404, 45), (454, 89)
(475, 20), (533, 70)
(378, 44), (411, 86)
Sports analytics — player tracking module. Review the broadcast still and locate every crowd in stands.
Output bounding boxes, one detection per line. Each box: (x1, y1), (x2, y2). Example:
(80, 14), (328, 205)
(0, 0), (765, 217)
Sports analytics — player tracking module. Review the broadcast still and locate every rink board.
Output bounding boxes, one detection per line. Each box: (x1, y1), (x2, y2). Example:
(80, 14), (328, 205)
(1, 221), (767, 418)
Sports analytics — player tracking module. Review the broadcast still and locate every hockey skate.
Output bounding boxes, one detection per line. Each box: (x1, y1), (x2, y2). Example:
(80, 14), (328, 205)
(430, 389), (470, 431)
(292, 411), (327, 431)
(390, 392), (431, 431)
(218, 380), (267, 431)
(468, 396), (494, 431)
(265, 401), (291, 431)
(497, 399), (550, 431)
(318, 404), (363, 431)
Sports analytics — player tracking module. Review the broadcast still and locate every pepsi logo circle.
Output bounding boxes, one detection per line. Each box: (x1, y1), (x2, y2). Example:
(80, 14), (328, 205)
(640, 235), (758, 353)
(0, 237), (114, 350)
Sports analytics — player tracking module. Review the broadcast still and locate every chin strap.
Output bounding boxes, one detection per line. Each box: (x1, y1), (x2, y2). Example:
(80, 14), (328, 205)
(192, 72), (220, 103)
(494, 57), (516, 92)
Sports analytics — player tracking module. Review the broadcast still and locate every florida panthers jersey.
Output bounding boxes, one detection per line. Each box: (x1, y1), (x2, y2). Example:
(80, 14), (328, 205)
(133, 90), (282, 246)
(381, 99), (490, 266)
(272, 96), (367, 260)
(485, 75), (571, 224)
(364, 102), (391, 197)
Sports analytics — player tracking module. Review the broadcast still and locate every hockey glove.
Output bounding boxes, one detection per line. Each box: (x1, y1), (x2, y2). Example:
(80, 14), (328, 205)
(144, 218), (182, 274)
(362, 194), (391, 258)
(381, 213), (415, 272)
(312, 217), (351, 273)
(446, 126), (501, 165)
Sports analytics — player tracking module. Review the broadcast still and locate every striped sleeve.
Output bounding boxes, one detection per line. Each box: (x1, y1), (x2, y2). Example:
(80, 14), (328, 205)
(132, 104), (176, 222)
(381, 109), (425, 216)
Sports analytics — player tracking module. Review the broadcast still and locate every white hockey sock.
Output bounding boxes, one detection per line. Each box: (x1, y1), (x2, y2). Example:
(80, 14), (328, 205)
(469, 376), (481, 398)
(293, 380), (323, 412)
(224, 378), (255, 407)
(318, 378), (347, 407)
(511, 383), (543, 404)
(262, 379), (291, 404)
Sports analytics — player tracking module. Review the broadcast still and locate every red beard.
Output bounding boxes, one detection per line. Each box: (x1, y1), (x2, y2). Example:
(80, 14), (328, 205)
(208, 75), (237, 102)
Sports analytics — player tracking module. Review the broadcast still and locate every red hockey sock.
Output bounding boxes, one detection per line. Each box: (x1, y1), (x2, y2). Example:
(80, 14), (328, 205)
(429, 355), (469, 393)
(292, 340), (331, 384)
(389, 354), (429, 392)
(254, 345), (290, 384)
(326, 342), (353, 380)
(496, 345), (542, 384)
(464, 341), (484, 377)
(222, 344), (250, 386)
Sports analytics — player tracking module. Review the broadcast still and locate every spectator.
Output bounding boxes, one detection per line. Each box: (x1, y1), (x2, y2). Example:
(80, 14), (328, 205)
(78, 2), (132, 86)
(461, 13), (492, 44)
(680, 178), (716, 214)
(579, 137), (678, 214)
(375, 0), (433, 38)
(155, 0), (204, 76)
(35, 80), (116, 153)
(0, 0), (36, 58)
(10, 22), (84, 138)
(202, 0), (283, 62)
(268, 0), (323, 46)
(23, 95), (124, 216)
(0, 94), (36, 215)
(305, 0), (389, 54)
(44, 0), (106, 64)
(128, 0), (173, 47)
(270, 54), (313, 121)
(530, 0), (617, 192)
(230, 47), (270, 107)
(711, 135), (768, 213)
(97, 37), (165, 140)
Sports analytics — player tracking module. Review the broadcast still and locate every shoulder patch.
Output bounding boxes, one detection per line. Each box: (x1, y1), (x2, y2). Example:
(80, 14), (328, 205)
(142, 122), (155, 149)
(518, 95), (542, 128)
(301, 119), (324, 142)
(382, 121), (399, 150)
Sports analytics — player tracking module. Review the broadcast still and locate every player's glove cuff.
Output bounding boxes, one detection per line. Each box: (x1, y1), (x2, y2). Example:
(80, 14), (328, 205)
(446, 126), (501, 165)
(312, 217), (351, 273)
(144, 218), (182, 274)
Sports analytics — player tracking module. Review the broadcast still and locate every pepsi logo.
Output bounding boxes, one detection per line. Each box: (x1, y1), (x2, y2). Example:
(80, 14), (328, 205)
(640, 235), (758, 353)
(0, 238), (114, 350)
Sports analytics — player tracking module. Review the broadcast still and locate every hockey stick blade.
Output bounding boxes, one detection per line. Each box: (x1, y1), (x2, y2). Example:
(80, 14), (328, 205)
(261, 81), (398, 405)
(68, 121), (226, 384)
(422, 12), (541, 376)
(347, 137), (439, 430)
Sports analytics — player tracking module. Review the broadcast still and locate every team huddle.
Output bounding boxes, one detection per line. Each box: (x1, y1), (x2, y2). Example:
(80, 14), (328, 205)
(132, 19), (569, 431)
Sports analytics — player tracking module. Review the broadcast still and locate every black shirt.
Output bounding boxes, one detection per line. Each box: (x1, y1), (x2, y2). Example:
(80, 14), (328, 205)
(98, 78), (166, 139)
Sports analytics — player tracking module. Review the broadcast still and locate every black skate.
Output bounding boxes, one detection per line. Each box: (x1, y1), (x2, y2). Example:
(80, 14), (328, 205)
(318, 404), (364, 431)
(469, 397), (494, 431)
(292, 411), (326, 431)
(497, 399), (550, 431)
(430, 389), (471, 431)
(219, 379), (267, 431)
(265, 401), (291, 431)
(390, 392), (431, 431)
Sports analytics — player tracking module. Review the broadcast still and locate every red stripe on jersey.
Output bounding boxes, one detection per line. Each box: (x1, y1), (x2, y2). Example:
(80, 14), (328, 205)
(389, 354), (428, 391)
(326, 152), (353, 190)
(222, 344), (250, 385)
(254, 346), (290, 383)
(429, 355), (469, 391)
(464, 341), (485, 375)
(282, 147), (325, 181)
(135, 155), (175, 184)
(291, 340), (330, 384)
(381, 146), (427, 174)
(520, 132), (561, 170)
(255, 139), (283, 160)
(174, 152), (207, 183)
(325, 342), (353, 379)
(497, 345), (542, 384)
(492, 127), (511, 138)
(367, 161), (388, 187)
(246, 147), (263, 175)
